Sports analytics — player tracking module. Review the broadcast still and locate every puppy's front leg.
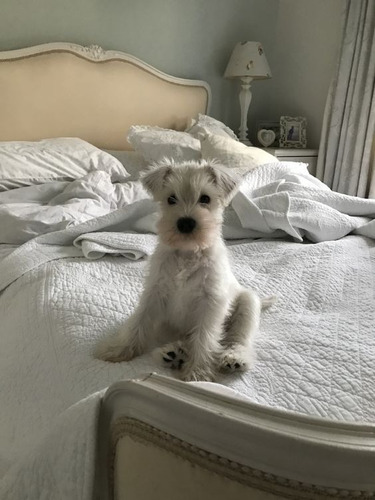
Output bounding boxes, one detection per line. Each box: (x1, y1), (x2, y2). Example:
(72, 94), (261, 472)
(180, 300), (226, 382)
(95, 286), (163, 362)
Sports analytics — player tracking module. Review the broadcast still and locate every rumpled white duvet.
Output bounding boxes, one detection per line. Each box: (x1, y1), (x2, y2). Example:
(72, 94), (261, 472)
(1, 162), (374, 499)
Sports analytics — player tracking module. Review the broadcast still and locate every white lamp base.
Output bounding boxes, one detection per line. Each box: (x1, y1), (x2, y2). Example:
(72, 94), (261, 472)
(238, 76), (253, 145)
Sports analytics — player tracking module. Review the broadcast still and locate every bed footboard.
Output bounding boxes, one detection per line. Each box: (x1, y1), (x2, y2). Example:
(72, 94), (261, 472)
(95, 373), (375, 500)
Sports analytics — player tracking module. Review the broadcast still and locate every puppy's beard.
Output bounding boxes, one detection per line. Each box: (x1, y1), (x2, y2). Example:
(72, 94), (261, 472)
(157, 212), (221, 251)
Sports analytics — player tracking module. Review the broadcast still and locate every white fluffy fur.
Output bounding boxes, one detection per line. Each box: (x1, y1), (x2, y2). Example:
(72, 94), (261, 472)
(95, 159), (274, 381)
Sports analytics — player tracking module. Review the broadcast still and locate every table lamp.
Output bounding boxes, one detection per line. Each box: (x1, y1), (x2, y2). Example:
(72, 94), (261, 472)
(224, 41), (271, 144)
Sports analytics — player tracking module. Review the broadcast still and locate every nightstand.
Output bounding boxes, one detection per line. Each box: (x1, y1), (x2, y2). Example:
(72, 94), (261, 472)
(265, 148), (319, 176)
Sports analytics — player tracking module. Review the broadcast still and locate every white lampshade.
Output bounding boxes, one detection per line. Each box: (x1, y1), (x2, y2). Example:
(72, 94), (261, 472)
(224, 41), (271, 80)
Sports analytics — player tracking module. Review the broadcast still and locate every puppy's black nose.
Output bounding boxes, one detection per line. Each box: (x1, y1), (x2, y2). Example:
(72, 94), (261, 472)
(177, 217), (196, 234)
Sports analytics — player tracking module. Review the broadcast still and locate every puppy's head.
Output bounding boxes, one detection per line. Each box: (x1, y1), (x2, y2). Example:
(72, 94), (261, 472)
(141, 159), (240, 251)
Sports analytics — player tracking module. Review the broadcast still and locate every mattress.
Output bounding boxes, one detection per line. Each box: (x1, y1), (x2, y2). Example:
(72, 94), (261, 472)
(0, 157), (374, 499)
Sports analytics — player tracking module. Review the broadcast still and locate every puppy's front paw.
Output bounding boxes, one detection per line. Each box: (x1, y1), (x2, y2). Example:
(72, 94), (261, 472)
(219, 345), (256, 373)
(153, 341), (187, 370)
(95, 336), (138, 363)
(180, 365), (216, 382)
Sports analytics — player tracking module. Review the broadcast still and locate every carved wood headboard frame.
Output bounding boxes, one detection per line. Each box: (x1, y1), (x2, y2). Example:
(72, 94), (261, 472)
(0, 43), (211, 150)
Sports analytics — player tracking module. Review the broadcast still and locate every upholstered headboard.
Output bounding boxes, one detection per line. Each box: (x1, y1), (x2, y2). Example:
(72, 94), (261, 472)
(0, 43), (211, 150)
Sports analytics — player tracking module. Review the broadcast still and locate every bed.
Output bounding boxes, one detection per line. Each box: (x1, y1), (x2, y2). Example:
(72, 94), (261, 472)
(0, 42), (374, 500)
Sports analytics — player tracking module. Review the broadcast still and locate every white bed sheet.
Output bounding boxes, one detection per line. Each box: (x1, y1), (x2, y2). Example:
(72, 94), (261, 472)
(1, 162), (375, 499)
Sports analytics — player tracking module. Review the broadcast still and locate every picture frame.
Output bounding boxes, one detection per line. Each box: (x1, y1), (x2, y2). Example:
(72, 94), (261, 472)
(279, 116), (307, 148)
(256, 120), (280, 147)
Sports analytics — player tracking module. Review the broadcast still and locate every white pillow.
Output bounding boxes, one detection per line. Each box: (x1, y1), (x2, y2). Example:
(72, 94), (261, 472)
(186, 114), (239, 141)
(0, 138), (130, 191)
(200, 133), (278, 174)
(127, 125), (201, 163)
(103, 150), (148, 181)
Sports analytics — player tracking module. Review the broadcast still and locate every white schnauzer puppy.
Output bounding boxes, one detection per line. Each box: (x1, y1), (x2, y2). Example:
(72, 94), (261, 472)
(95, 159), (274, 381)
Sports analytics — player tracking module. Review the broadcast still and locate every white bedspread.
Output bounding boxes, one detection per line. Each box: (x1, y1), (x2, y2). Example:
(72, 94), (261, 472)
(229, 162), (375, 241)
(1, 162), (375, 292)
(1, 162), (375, 499)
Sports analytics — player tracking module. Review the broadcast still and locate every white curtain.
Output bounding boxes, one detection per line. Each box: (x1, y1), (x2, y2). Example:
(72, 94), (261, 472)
(316, 0), (375, 198)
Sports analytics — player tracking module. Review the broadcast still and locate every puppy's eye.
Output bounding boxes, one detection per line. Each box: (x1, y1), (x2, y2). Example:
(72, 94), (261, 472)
(167, 195), (177, 205)
(199, 194), (210, 204)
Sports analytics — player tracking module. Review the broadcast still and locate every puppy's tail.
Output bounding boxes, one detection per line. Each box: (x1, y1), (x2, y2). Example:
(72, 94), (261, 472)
(261, 295), (277, 310)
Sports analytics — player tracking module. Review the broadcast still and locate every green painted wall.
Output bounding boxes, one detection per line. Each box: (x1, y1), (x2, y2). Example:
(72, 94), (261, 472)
(0, 0), (344, 147)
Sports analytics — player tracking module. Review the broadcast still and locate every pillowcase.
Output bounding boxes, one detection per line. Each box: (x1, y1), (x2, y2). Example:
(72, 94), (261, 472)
(0, 138), (130, 191)
(127, 125), (201, 163)
(200, 133), (278, 174)
(186, 114), (239, 141)
(103, 150), (148, 181)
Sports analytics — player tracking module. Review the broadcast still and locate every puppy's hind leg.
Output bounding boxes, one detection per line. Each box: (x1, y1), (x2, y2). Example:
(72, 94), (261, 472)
(95, 311), (147, 362)
(95, 287), (165, 363)
(219, 290), (261, 373)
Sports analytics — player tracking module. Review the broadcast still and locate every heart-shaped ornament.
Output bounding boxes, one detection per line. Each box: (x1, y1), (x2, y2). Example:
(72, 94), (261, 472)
(257, 129), (276, 148)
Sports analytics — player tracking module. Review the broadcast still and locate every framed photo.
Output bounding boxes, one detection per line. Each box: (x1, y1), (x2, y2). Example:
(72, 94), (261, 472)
(279, 116), (307, 148)
(256, 120), (280, 147)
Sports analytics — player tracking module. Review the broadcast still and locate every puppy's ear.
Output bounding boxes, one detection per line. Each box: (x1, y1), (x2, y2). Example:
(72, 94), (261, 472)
(204, 164), (241, 206)
(141, 163), (173, 197)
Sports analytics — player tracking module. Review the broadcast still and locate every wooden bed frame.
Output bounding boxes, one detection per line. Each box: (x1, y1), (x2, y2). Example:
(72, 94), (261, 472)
(97, 374), (375, 500)
(1, 42), (374, 500)
(0, 42), (210, 149)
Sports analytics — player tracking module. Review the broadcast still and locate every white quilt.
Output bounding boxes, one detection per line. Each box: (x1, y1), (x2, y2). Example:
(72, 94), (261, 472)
(1, 162), (375, 499)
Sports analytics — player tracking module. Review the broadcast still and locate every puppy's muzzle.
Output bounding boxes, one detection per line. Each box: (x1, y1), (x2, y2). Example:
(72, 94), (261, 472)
(177, 217), (196, 234)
